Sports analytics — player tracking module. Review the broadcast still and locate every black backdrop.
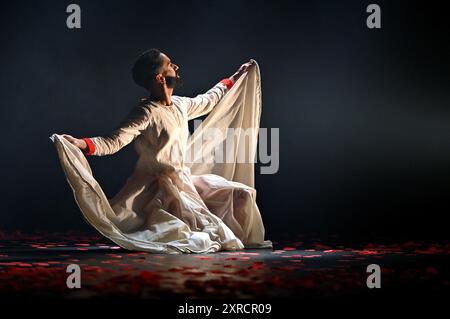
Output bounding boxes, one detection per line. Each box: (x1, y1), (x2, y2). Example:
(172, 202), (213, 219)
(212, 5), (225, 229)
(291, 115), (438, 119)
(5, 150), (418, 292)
(1, 0), (449, 241)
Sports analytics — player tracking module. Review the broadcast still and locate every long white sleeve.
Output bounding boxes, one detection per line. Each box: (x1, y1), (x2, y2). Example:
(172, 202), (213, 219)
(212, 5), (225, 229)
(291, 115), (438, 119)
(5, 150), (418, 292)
(185, 82), (229, 120)
(89, 106), (152, 156)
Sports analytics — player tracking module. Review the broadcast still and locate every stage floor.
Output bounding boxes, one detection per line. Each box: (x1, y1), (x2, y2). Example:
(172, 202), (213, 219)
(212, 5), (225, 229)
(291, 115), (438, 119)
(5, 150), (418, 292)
(0, 231), (448, 301)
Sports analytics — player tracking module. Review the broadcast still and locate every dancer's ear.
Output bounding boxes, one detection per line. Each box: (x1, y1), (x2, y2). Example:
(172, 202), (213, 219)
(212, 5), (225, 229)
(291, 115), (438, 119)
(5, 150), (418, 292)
(155, 74), (165, 85)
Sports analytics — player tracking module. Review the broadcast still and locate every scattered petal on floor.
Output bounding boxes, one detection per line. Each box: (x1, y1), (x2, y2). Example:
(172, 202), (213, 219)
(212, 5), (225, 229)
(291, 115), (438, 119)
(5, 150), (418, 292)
(0, 231), (448, 299)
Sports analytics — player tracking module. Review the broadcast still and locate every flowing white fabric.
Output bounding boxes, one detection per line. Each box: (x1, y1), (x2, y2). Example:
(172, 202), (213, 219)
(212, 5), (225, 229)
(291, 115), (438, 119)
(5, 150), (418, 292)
(50, 61), (272, 254)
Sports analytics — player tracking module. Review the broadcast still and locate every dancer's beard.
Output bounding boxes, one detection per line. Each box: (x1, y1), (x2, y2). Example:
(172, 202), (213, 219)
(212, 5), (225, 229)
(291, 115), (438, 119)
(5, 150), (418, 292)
(165, 74), (183, 89)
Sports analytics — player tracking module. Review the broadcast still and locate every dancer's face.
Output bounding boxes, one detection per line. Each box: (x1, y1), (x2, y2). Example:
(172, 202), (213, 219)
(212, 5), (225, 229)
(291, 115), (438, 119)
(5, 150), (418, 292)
(156, 53), (181, 89)
(159, 53), (179, 77)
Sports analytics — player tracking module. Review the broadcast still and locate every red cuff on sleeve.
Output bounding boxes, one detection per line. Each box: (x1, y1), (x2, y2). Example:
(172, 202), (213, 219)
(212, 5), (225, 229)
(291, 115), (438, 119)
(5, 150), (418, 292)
(220, 78), (234, 90)
(82, 137), (95, 155)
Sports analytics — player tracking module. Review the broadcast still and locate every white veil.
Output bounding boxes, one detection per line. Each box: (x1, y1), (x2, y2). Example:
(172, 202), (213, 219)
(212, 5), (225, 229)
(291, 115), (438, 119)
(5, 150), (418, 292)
(186, 59), (261, 188)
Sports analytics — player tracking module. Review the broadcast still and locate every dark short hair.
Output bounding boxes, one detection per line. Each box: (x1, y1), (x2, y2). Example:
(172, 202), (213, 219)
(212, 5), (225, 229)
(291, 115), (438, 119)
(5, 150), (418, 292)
(132, 49), (163, 90)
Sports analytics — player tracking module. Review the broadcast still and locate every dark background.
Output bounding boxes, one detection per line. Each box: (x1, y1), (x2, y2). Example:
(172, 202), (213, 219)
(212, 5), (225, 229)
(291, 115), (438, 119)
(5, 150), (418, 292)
(1, 0), (449, 241)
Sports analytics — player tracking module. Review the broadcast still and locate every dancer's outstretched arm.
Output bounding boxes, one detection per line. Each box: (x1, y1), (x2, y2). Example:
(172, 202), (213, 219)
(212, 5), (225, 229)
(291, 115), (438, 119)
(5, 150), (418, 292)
(63, 105), (152, 156)
(184, 60), (256, 120)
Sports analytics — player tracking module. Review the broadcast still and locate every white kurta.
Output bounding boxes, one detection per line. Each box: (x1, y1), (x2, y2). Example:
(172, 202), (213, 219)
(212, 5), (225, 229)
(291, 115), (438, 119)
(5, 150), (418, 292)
(51, 62), (272, 254)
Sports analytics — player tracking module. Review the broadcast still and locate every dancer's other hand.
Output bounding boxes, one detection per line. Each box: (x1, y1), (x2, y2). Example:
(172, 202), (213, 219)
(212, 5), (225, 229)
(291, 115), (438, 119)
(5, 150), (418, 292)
(229, 60), (256, 84)
(62, 134), (88, 152)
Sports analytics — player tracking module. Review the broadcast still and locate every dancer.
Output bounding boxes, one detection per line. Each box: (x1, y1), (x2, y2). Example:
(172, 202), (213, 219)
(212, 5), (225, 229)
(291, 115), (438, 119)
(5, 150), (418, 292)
(52, 49), (272, 253)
